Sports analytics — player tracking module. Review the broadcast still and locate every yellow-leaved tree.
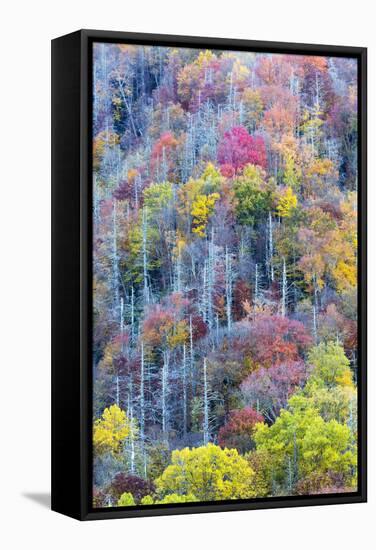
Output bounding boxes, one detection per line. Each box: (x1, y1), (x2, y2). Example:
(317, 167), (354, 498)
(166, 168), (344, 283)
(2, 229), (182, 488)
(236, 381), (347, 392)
(117, 492), (135, 507)
(191, 192), (220, 237)
(276, 186), (298, 218)
(155, 444), (256, 501)
(93, 404), (131, 456)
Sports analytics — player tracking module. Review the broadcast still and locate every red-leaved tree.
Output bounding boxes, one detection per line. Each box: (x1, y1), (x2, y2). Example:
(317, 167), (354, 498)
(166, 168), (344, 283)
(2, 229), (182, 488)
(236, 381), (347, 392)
(107, 473), (155, 503)
(217, 126), (267, 174)
(218, 407), (264, 453)
(245, 315), (312, 368)
(241, 360), (310, 422)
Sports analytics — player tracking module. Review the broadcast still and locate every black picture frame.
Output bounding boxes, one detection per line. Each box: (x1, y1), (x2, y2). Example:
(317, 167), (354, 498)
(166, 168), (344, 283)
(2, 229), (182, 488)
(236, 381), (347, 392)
(52, 29), (367, 521)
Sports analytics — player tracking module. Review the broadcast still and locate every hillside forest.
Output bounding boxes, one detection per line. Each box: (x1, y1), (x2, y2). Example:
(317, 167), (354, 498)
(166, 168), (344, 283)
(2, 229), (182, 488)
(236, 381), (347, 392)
(92, 42), (358, 508)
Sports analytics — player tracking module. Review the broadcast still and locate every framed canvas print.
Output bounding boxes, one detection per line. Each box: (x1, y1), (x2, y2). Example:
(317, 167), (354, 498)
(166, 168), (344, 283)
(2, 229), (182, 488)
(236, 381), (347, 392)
(52, 29), (367, 520)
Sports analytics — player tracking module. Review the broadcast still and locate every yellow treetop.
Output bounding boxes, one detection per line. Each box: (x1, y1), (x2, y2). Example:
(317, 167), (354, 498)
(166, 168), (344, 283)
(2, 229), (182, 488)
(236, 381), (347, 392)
(276, 186), (298, 218)
(156, 444), (256, 501)
(93, 404), (131, 456)
(191, 192), (220, 237)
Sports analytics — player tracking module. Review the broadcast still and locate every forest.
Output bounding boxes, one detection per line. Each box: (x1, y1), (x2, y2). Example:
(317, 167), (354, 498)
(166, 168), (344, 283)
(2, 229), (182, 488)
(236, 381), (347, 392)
(92, 42), (358, 507)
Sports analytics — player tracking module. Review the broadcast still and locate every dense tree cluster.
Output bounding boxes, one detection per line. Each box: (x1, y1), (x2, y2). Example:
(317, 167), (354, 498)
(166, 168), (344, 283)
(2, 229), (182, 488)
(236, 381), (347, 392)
(92, 43), (358, 506)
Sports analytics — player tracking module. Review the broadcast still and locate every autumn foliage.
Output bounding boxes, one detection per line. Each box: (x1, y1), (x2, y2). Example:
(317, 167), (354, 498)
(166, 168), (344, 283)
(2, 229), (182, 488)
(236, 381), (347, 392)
(92, 43), (359, 507)
(218, 407), (264, 453)
(218, 126), (267, 174)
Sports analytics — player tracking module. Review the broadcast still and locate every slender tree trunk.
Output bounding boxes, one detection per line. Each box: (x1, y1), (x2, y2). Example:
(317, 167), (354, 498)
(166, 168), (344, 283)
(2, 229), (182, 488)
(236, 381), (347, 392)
(313, 275), (320, 340)
(142, 207), (149, 303)
(161, 146), (168, 181)
(127, 392), (135, 474)
(312, 303), (318, 343)
(268, 211), (274, 282)
(115, 374), (120, 407)
(207, 229), (215, 329)
(182, 344), (187, 436)
(115, 70), (139, 138)
(120, 295), (124, 330)
(93, 173), (100, 230)
(202, 261), (208, 323)
(292, 429), (298, 487)
(254, 263), (259, 305)
(113, 202), (120, 310)
(203, 358), (209, 445)
(162, 350), (169, 440)
(281, 257), (287, 316)
(134, 175), (139, 209)
(225, 247), (232, 331)
(287, 456), (293, 494)
(140, 342), (145, 442)
(189, 314), (195, 396)
(130, 286), (135, 342)
(175, 245), (182, 292)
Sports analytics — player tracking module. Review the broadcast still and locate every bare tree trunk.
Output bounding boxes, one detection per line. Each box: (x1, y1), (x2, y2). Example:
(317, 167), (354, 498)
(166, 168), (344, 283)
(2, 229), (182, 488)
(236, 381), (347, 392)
(281, 258), (287, 316)
(203, 358), (209, 445)
(268, 211), (274, 282)
(120, 296), (124, 335)
(287, 456), (293, 494)
(182, 344), (187, 436)
(93, 173), (100, 230)
(115, 297), (125, 407)
(115, 70), (139, 138)
(207, 229), (215, 329)
(142, 207), (149, 304)
(161, 146), (168, 181)
(312, 303), (318, 344)
(130, 286), (135, 342)
(189, 314), (196, 396)
(254, 263), (259, 305)
(313, 275), (320, 340)
(225, 247), (232, 331)
(202, 261), (208, 323)
(113, 202), (120, 311)
(115, 374), (120, 407)
(292, 429), (298, 488)
(162, 350), (169, 440)
(140, 342), (145, 442)
(127, 392), (135, 474)
(215, 313), (219, 347)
